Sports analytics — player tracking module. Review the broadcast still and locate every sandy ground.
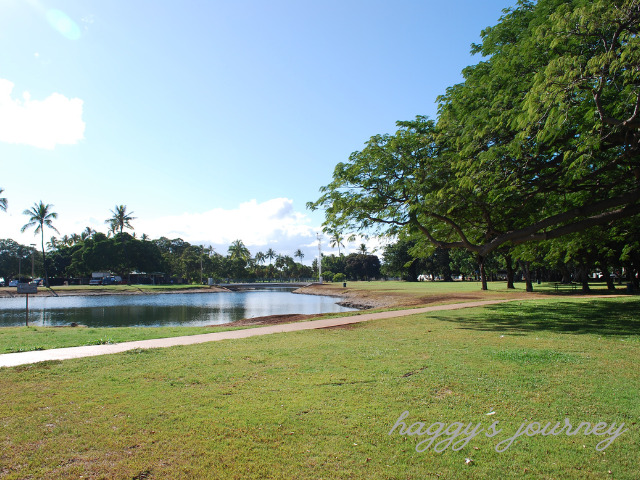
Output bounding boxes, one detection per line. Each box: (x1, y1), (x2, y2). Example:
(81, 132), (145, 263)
(294, 283), (541, 309)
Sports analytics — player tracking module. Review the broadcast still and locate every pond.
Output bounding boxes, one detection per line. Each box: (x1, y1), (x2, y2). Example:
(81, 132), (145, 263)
(0, 289), (356, 328)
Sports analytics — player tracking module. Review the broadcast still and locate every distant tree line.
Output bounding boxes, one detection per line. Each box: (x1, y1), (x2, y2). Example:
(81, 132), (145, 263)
(0, 200), (314, 284)
(0, 234), (315, 285)
(315, 252), (382, 282)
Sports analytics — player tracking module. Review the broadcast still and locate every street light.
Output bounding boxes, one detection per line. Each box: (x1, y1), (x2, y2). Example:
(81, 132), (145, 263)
(30, 244), (36, 279)
(317, 233), (323, 283)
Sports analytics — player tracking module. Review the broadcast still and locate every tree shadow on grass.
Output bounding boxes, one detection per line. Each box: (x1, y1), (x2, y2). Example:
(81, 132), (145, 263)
(433, 299), (640, 336)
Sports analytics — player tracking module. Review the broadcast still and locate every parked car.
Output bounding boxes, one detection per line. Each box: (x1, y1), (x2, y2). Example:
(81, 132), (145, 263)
(9, 279), (20, 287)
(30, 278), (43, 286)
(89, 279), (102, 285)
(0, 277), (5, 287)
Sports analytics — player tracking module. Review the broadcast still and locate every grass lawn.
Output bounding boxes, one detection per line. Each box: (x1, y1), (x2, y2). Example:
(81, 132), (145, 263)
(0, 296), (638, 479)
(336, 279), (630, 295)
(0, 325), (246, 354)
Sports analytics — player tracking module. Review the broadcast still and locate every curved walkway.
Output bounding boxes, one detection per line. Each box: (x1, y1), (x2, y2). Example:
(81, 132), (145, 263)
(0, 300), (510, 368)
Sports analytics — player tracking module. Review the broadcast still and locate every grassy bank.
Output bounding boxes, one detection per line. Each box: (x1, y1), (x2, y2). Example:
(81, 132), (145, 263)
(0, 297), (637, 479)
(0, 283), (227, 297)
(0, 325), (246, 354)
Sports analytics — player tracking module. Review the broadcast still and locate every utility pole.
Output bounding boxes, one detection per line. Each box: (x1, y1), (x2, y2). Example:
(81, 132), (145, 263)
(316, 233), (323, 283)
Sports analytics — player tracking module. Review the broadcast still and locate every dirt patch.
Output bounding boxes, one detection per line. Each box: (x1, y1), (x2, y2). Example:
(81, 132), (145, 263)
(319, 323), (362, 331)
(435, 387), (454, 399)
(295, 284), (556, 310)
(294, 285), (401, 309)
(213, 313), (327, 327)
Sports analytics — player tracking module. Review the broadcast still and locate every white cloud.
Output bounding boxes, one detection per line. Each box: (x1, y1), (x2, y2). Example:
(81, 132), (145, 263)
(0, 79), (85, 149)
(136, 198), (319, 256)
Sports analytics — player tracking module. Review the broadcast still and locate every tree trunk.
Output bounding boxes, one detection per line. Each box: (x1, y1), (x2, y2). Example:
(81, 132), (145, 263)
(41, 230), (50, 288)
(600, 259), (616, 291)
(578, 264), (590, 293)
(560, 264), (571, 284)
(478, 255), (488, 291)
(519, 260), (533, 292)
(505, 255), (515, 289)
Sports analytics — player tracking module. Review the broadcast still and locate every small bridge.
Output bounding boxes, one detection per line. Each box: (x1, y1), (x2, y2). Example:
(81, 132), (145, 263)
(218, 282), (317, 291)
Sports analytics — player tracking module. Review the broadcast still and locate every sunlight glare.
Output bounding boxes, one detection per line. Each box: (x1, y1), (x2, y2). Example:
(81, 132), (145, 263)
(46, 9), (81, 40)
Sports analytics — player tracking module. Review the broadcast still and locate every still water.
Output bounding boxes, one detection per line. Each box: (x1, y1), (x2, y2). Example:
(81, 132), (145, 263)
(0, 289), (356, 327)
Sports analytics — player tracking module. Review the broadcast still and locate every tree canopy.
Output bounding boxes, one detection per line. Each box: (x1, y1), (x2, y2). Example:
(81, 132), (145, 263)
(309, 0), (640, 289)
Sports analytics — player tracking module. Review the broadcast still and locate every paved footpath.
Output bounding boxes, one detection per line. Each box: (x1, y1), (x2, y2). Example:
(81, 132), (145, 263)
(0, 300), (510, 368)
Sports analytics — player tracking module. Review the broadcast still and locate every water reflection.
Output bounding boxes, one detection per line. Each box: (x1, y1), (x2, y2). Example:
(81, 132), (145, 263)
(0, 290), (354, 327)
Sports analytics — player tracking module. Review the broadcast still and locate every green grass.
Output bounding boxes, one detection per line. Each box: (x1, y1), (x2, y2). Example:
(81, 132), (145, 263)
(433, 297), (640, 336)
(337, 279), (631, 295)
(0, 297), (637, 479)
(0, 325), (245, 354)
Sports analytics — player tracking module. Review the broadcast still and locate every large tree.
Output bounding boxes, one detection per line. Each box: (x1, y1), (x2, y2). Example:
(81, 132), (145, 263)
(21, 201), (59, 287)
(309, 0), (640, 290)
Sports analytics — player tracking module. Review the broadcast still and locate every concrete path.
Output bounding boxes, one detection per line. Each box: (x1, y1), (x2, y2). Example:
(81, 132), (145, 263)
(0, 300), (510, 368)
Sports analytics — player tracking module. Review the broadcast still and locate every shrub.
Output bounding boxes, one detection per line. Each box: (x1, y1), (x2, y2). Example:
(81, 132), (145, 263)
(333, 273), (346, 283)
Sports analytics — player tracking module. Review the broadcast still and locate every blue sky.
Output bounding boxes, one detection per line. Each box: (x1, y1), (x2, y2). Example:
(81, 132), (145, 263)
(1, 0), (514, 261)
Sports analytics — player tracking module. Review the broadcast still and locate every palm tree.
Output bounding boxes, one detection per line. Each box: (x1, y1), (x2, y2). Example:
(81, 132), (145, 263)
(47, 236), (59, 250)
(265, 248), (276, 265)
(106, 220), (118, 237)
(81, 226), (95, 240)
(330, 233), (345, 255)
(254, 251), (266, 265)
(358, 243), (368, 255)
(228, 239), (251, 261)
(21, 201), (59, 287)
(294, 249), (304, 263)
(105, 205), (136, 234)
(0, 188), (7, 212)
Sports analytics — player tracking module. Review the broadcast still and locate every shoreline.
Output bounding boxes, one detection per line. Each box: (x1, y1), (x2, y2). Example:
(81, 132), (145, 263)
(0, 284), (397, 310)
(0, 285), (231, 298)
(0, 284), (386, 329)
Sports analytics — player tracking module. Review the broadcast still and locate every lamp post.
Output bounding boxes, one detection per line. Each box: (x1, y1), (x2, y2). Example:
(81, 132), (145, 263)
(316, 233), (323, 283)
(30, 244), (36, 279)
(200, 245), (204, 284)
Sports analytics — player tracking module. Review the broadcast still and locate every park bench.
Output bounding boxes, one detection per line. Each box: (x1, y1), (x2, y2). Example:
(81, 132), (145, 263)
(553, 282), (578, 292)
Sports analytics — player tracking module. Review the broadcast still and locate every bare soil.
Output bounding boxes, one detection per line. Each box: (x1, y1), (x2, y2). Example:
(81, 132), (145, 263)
(218, 313), (328, 327)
